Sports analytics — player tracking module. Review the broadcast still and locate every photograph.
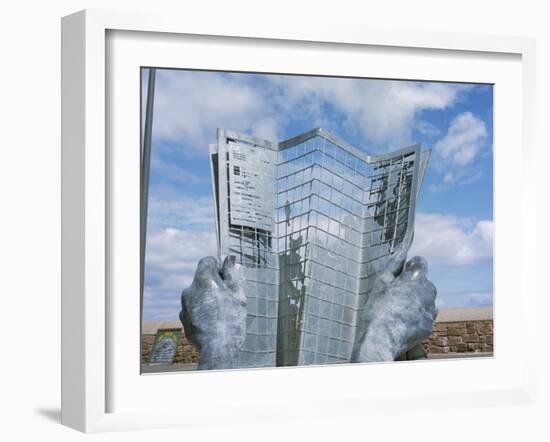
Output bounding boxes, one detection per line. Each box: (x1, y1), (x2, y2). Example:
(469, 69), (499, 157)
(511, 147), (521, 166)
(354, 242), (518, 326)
(140, 68), (494, 373)
(1, 0), (545, 438)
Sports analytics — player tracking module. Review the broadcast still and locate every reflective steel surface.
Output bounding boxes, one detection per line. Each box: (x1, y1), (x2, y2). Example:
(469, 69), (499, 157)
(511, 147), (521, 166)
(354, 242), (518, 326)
(210, 128), (429, 367)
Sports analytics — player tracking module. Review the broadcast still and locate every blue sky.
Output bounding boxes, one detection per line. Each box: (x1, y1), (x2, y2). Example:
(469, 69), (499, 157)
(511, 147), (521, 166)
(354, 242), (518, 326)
(142, 69), (493, 321)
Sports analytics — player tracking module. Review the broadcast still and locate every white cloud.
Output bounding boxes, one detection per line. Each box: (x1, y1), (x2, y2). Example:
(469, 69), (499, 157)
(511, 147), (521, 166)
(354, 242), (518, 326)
(152, 70), (267, 150)
(149, 70), (470, 152)
(145, 227), (216, 274)
(143, 192), (219, 320)
(148, 70), (488, 191)
(147, 195), (216, 231)
(430, 112), (489, 188)
(268, 76), (468, 149)
(143, 226), (218, 320)
(250, 117), (280, 141)
(414, 120), (440, 137)
(409, 212), (493, 266)
(434, 112), (487, 167)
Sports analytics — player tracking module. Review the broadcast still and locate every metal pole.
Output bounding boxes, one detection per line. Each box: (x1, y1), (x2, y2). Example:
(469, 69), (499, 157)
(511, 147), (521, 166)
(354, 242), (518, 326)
(140, 68), (156, 298)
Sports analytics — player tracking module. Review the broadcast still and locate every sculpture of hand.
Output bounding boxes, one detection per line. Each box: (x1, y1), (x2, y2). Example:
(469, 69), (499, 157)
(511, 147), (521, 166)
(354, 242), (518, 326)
(351, 244), (438, 363)
(181, 244), (437, 368)
(179, 255), (247, 370)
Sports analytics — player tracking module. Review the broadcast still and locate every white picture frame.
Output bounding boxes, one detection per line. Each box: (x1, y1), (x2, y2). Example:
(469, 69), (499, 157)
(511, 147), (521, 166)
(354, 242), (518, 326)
(61, 9), (537, 433)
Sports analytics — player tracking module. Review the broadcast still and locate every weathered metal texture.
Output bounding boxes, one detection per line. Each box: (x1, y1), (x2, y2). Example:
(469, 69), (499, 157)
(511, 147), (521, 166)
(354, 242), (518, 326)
(351, 254), (438, 362)
(210, 128), (431, 367)
(179, 256), (247, 370)
(210, 132), (279, 368)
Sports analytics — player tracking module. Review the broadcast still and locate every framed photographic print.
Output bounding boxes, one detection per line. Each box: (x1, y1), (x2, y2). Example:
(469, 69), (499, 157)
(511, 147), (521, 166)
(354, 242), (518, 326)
(61, 9), (537, 432)
(139, 67), (494, 373)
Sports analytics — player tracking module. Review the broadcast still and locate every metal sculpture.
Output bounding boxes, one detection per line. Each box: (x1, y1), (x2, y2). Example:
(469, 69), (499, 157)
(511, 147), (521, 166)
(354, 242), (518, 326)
(180, 128), (437, 369)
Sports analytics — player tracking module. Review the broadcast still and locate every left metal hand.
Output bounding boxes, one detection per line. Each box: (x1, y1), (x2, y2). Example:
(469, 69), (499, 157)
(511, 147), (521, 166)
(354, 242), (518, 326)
(179, 255), (247, 370)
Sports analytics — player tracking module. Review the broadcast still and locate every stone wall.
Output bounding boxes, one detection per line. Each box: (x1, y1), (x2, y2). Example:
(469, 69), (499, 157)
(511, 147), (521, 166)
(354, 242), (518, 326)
(422, 319), (493, 355)
(141, 307), (493, 364)
(422, 307), (493, 356)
